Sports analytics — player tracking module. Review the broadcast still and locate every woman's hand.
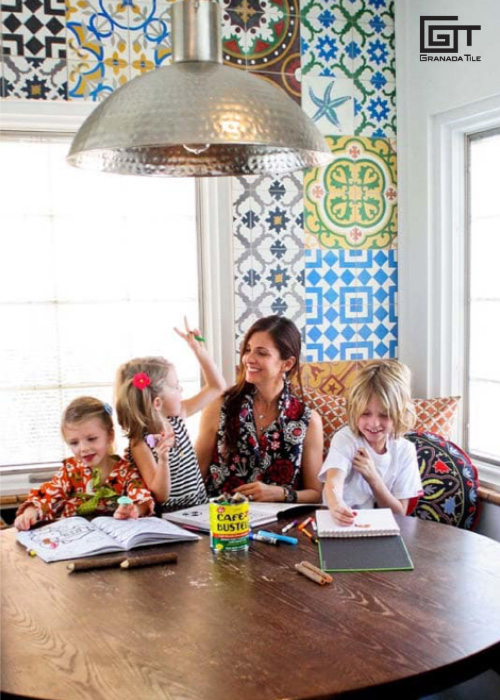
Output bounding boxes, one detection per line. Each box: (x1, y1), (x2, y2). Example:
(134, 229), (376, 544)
(114, 503), (139, 520)
(14, 506), (37, 531)
(352, 448), (379, 486)
(234, 482), (285, 502)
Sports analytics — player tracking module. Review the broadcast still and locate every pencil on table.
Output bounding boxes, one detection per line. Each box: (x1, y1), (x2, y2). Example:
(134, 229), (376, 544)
(67, 555), (127, 572)
(120, 552), (178, 569)
(295, 562), (330, 585)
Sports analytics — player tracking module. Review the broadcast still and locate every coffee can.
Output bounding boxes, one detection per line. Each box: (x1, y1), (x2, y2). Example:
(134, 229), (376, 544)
(209, 496), (250, 552)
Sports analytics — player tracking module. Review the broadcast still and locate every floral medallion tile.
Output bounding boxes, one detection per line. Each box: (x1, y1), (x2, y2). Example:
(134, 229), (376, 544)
(349, 19), (395, 85)
(299, 0), (394, 27)
(68, 57), (129, 101)
(1, 0), (66, 58)
(305, 247), (397, 361)
(222, 8), (248, 68)
(224, 0), (300, 18)
(66, 0), (129, 64)
(354, 76), (395, 137)
(302, 74), (354, 136)
(1, 54), (67, 98)
(304, 135), (397, 249)
(300, 359), (359, 395)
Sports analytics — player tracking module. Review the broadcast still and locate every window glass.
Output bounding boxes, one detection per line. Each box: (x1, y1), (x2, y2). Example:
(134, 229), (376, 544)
(467, 130), (500, 465)
(0, 133), (200, 471)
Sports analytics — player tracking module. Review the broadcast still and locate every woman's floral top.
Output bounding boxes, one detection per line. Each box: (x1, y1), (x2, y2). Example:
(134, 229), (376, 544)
(208, 383), (312, 496)
(16, 456), (154, 523)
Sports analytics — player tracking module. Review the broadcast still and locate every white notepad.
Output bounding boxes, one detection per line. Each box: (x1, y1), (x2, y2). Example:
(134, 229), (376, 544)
(315, 508), (400, 538)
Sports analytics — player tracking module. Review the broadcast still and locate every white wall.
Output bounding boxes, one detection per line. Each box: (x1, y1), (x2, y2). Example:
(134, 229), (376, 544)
(395, 0), (500, 399)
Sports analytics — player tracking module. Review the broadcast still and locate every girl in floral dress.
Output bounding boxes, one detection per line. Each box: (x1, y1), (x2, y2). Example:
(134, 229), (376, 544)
(15, 397), (154, 530)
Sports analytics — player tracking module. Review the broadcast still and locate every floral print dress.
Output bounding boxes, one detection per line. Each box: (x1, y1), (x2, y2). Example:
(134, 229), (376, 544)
(16, 456), (154, 523)
(208, 383), (312, 496)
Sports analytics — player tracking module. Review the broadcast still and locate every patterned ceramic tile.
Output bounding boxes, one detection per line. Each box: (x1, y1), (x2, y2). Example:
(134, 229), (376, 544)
(300, 9), (351, 78)
(66, 0), (129, 64)
(1, 54), (67, 98)
(302, 74), (354, 135)
(128, 1), (171, 70)
(245, 10), (300, 76)
(222, 8), (248, 68)
(224, 0), (300, 18)
(1, 0), (66, 58)
(300, 359), (360, 395)
(300, 0), (394, 26)
(349, 18), (395, 85)
(304, 135), (397, 249)
(68, 58), (129, 101)
(354, 75), (395, 137)
(305, 247), (397, 361)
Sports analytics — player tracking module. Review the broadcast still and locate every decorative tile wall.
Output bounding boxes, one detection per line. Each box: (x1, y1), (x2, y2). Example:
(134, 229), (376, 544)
(0, 0), (398, 382)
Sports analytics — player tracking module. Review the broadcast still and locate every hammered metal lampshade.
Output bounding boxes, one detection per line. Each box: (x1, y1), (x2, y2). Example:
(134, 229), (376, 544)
(67, 0), (332, 177)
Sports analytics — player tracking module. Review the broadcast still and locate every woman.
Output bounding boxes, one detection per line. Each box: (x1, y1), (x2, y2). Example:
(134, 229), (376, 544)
(195, 316), (323, 503)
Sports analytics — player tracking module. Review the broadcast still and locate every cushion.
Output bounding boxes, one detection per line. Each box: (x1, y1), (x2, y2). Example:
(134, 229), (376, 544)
(302, 388), (347, 455)
(405, 430), (479, 529)
(413, 396), (460, 440)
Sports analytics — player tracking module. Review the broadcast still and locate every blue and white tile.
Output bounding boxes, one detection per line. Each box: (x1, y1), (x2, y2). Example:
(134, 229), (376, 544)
(305, 248), (398, 361)
(302, 74), (354, 135)
(1, 55), (67, 99)
(354, 76), (396, 137)
(300, 11), (351, 78)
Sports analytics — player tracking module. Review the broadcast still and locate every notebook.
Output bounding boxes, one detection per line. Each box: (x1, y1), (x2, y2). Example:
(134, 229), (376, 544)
(315, 508), (400, 538)
(163, 502), (317, 533)
(318, 535), (414, 573)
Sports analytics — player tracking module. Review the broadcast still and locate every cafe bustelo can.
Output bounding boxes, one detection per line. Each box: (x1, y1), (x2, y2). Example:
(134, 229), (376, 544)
(209, 497), (250, 552)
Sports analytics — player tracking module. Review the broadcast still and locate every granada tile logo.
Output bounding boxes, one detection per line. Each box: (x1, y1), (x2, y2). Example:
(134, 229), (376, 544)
(420, 16), (481, 62)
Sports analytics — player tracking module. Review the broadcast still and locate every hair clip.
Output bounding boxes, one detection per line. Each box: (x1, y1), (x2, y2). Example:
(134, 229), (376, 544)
(102, 402), (113, 416)
(132, 372), (151, 390)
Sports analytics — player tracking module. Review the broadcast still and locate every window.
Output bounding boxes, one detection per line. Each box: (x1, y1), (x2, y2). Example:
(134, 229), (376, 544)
(466, 128), (500, 467)
(0, 131), (201, 474)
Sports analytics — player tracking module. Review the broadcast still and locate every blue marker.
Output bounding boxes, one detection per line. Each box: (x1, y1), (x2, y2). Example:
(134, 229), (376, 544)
(249, 532), (280, 546)
(257, 530), (298, 545)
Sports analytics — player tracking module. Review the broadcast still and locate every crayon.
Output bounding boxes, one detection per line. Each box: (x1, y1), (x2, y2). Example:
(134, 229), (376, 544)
(194, 335), (205, 342)
(249, 532), (280, 546)
(281, 519), (298, 533)
(257, 530), (298, 545)
(299, 560), (333, 583)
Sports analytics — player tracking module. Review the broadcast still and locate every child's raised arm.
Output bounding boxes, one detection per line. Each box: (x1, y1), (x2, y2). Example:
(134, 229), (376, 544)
(174, 317), (226, 418)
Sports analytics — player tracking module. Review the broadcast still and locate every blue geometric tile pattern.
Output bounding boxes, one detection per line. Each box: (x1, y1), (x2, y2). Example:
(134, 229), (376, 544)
(305, 247), (397, 361)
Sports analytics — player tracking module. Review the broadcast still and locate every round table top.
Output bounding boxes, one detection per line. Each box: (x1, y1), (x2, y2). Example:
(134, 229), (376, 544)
(2, 515), (500, 700)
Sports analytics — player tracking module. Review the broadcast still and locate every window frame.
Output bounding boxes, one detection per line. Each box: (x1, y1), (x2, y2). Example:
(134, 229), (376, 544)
(0, 100), (234, 492)
(398, 93), (500, 489)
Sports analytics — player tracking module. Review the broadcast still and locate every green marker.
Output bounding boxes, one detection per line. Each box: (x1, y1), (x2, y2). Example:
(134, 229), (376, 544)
(194, 335), (205, 342)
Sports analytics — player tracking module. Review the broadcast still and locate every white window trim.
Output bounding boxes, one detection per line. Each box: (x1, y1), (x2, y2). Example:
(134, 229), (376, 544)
(0, 100), (235, 493)
(399, 93), (500, 490)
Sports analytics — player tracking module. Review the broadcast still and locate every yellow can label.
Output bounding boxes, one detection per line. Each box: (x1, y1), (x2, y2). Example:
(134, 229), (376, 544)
(209, 500), (249, 551)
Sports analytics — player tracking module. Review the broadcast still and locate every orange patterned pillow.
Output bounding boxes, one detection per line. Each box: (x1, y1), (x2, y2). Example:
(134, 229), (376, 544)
(413, 397), (461, 440)
(302, 388), (347, 454)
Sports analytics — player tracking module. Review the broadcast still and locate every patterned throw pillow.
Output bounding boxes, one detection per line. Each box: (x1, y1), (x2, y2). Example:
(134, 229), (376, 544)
(413, 397), (460, 440)
(301, 388), (347, 455)
(405, 430), (479, 530)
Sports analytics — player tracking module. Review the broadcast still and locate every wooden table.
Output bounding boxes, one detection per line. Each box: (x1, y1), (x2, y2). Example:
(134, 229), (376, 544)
(2, 516), (500, 700)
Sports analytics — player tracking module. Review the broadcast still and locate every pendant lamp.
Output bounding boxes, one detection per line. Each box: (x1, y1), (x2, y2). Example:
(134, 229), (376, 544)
(67, 0), (332, 177)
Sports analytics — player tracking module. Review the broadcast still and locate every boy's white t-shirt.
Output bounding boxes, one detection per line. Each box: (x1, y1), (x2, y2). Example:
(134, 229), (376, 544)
(319, 425), (422, 510)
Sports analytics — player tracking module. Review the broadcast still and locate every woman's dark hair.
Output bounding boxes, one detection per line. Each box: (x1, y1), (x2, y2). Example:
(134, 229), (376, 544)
(221, 316), (303, 459)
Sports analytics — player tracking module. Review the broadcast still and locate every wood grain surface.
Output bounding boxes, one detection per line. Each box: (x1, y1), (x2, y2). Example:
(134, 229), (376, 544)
(2, 516), (500, 700)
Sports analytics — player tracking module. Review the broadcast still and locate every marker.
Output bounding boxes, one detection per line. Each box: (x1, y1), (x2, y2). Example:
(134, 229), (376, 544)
(194, 334), (205, 342)
(117, 496), (133, 505)
(281, 519), (298, 533)
(257, 530), (298, 545)
(297, 516), (313, 531)
(300, 527), (318, 545)
(249, 532), (280, 546)
(311, 520), (317, 533)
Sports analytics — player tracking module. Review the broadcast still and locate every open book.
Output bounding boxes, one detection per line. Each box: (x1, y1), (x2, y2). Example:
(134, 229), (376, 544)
(163, 502), (317, 533)
(316, 508), (400, 538)
(16, 516), (199, 563)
